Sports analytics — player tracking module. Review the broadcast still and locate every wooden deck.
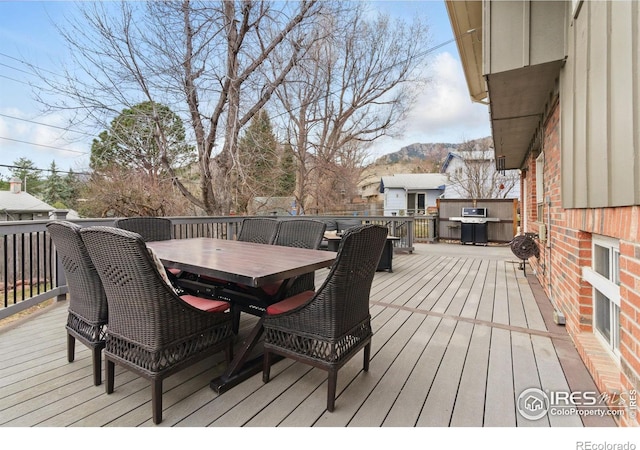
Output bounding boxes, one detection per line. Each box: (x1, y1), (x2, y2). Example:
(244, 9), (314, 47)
(0, 243), (616, 428)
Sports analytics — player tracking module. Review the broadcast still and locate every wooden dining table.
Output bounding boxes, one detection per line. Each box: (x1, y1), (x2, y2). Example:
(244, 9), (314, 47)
(147, 237), (337, 393)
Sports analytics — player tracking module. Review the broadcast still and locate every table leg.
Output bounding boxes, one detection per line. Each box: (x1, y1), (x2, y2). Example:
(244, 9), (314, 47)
(210, 317), (266, 393)
(327, 240), (339, 252)
(376, 239), (394, 272)
(210, 278), (296, 393)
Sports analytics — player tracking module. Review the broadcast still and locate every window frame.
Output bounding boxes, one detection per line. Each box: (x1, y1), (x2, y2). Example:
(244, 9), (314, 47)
(582, 235), (621, 358)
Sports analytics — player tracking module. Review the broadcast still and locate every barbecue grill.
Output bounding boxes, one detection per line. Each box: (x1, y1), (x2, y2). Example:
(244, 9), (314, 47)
(449, 207), (500, 245)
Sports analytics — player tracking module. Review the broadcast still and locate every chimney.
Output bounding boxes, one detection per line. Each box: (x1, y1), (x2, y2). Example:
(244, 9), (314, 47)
(9, 177), (22, 194)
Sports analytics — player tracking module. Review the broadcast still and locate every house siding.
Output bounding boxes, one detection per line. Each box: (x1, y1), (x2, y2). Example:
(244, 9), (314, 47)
(384, 188), (407, 216)
(561, 0), (640, 209)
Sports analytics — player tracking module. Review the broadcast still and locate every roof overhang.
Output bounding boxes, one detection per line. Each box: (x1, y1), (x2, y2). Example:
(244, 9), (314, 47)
(445, 0), (565, 170)
(444, 0), (486, 103)
(488, 60), (564, 169)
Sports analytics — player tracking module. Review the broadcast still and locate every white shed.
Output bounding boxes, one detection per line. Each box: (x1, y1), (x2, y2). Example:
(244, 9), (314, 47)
(380, 173), (448, 216)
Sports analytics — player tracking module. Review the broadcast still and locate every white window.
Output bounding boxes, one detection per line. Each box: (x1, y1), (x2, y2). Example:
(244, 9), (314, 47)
(582, 235), (621, 357)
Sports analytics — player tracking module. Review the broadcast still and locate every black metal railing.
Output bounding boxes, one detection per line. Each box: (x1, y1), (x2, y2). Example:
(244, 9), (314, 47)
(0, 214), (415, 321)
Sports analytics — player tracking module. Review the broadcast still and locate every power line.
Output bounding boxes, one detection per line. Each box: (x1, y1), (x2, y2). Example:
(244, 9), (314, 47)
(0, 73), (34, 86)
(0, 136), (88, 155)
(0, 113), (95, 137)
(0, 61), (36, 76)
(0, 163), (89, 176)
(0, 51), (59, 77)
(0, 24), (475, 160)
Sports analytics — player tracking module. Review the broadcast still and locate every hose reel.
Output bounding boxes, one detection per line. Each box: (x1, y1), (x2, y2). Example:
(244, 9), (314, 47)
(510, 234), (539, 275)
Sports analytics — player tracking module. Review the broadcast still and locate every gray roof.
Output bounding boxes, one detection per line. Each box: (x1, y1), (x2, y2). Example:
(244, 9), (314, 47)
(380, 173), (449, 190)
(0, 191), (55, 213)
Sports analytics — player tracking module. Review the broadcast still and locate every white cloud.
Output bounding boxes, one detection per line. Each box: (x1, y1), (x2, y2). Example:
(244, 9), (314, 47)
(368, 51), (491, 160)
(0, 108), (90, 175)
(411, 52), (488, 129)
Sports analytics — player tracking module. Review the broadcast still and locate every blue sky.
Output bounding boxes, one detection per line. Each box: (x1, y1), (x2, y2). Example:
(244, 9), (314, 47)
(0, 0), (491, 176)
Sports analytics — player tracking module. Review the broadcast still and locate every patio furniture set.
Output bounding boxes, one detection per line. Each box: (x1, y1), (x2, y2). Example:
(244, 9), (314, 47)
(46, 217), (388, 424)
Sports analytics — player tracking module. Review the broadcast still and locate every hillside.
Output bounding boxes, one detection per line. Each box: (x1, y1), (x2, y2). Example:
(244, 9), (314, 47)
(361, 136), (493, 182)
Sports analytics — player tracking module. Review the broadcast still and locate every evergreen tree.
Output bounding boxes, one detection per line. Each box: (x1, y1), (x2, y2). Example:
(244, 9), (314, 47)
(61, 169), (83, 210)
(43, 161), (66, 206)
(277, 143), (296, 196)
(90, 101), (195, 180)
(84, 101), (196, 217)
(235, 110), (282, 212)
(11, 158), (43, 196)
(238, 109), (279, 194)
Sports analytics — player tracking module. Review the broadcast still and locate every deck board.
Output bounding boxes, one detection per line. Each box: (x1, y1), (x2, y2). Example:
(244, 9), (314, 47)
(450, 324), (491, 426)
(417, 320), (475, 426)
(512, 331), (550, 427)
(484, 328), (516, 426)
(0, 243), (616, 428)
(381, 315), (451, 426)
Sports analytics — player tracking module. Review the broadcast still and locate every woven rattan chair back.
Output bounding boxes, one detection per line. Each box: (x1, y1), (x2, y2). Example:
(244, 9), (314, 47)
(46, 220), (108, 386)
(262, 224), (388, 412)
(114, 217), (173, 242)
(274, 219), (327, 295)
(237, 218), (279, 244)
(274, 219), (326, 250)
(79, 226), (233, 424)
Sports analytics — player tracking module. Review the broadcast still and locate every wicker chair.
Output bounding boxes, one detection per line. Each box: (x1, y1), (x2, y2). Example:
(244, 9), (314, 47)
(237, 218), (280, 244)
(114, 217), (173, 242)
(79, 226), (234, 424)
(229, 219), (327, 333)
(271, 219), (327, 296)
(262, 224), (388, 412)
(114, 216), (182, 277)
(46, 220), (109, 386)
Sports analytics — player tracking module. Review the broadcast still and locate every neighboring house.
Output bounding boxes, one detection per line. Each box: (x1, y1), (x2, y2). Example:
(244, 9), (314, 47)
(447, 0), (639, 426)
(440, 150), (520, 199)
(380, 173), (448, 216)
(359, 174), (384, 204)
(0, 178), (54, 221)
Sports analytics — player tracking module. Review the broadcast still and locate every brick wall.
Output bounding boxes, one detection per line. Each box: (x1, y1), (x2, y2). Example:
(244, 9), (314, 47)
(524, 100), (640, 426)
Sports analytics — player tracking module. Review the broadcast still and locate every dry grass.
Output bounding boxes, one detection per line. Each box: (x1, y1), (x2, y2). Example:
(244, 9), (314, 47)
(0, 297), (58, 330)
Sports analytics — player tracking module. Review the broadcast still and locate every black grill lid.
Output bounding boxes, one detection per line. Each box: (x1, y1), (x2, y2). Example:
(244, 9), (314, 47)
(461, 207), (487, 217)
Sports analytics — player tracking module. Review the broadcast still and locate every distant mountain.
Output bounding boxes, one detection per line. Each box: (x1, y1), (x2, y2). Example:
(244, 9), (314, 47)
(375, 142), (455, 165)
(374, 137), (493, 166)
(360, 137), (494, 184)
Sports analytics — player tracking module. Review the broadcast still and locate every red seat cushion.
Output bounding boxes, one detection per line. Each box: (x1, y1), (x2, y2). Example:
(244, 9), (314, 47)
(180, 294), (230, 313)
(266, 290), (315, 315)
(260, 281), (283, 297)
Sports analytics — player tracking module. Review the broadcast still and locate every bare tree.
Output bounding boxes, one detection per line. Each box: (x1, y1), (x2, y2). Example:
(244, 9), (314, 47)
(37, 0), (326, 214)
(446, 138), (520, 199)
(273, 4), (431, 214)
(78, 166), (196, 218)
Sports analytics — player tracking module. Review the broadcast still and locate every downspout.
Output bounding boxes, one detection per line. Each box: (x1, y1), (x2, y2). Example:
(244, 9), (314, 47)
(546, 194), (553, 303)
(547, 186), (564, 325)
